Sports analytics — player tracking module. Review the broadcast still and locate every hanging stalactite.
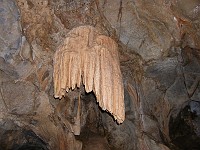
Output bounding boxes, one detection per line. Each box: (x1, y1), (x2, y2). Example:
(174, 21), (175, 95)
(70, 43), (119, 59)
(53, 25), (125, 123)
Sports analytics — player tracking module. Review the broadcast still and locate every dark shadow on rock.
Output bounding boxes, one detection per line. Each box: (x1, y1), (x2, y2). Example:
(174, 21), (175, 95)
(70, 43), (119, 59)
(0, 128), (48, 150)
(169, 101), (200, 150)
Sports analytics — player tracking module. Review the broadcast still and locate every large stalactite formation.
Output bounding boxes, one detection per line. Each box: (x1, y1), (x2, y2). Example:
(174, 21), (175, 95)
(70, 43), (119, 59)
(1, 0), (200, 149)
(53, 25), (125, 124)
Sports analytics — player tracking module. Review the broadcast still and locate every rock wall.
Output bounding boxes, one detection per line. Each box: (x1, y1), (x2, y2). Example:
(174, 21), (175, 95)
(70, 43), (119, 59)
(0, 0), (200, 150)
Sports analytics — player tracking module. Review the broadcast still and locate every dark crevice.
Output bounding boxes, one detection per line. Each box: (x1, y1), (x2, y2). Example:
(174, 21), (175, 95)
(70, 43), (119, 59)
(0, 129), (49, 150)
(169, 101), (200, 150)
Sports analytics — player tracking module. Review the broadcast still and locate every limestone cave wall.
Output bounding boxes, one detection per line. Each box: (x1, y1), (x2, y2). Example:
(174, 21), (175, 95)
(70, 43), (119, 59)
(0, 0), (200, 150)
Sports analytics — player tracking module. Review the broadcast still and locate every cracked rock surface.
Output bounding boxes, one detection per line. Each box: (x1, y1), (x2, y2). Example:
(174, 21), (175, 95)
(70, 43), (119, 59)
(0, 0), (200, 150)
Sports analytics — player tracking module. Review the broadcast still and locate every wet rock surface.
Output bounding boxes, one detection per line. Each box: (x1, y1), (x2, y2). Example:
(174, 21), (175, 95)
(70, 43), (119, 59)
(0, 0), (200, 150)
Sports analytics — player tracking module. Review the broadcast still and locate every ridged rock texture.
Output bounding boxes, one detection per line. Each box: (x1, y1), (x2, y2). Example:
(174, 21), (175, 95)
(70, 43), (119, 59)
(53, 26), (125, 123)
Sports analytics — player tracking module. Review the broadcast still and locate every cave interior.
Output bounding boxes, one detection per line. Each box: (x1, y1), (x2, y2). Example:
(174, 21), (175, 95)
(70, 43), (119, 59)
(0, 0), (200, 150)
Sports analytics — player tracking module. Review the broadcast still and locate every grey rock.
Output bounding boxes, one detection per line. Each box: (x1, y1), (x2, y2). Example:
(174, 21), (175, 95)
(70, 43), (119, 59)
(1, 81), (36, 115)
(189, 100), (200, 116)
(0, 56), (19, 97)
(182, 48), (200, 101)
(104, 116), (136, 150)
(0, 57), (18, 82)
(0, 0), (21, 61)
(146, 57), (178, 90)
(142, 115), (161, 142)
(141, 78), (164, 114)
(172, 0), (200, 21)
(143, 135), (170, 150)
(165, 75), (189, 117)
(100, 0), (178, 61)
